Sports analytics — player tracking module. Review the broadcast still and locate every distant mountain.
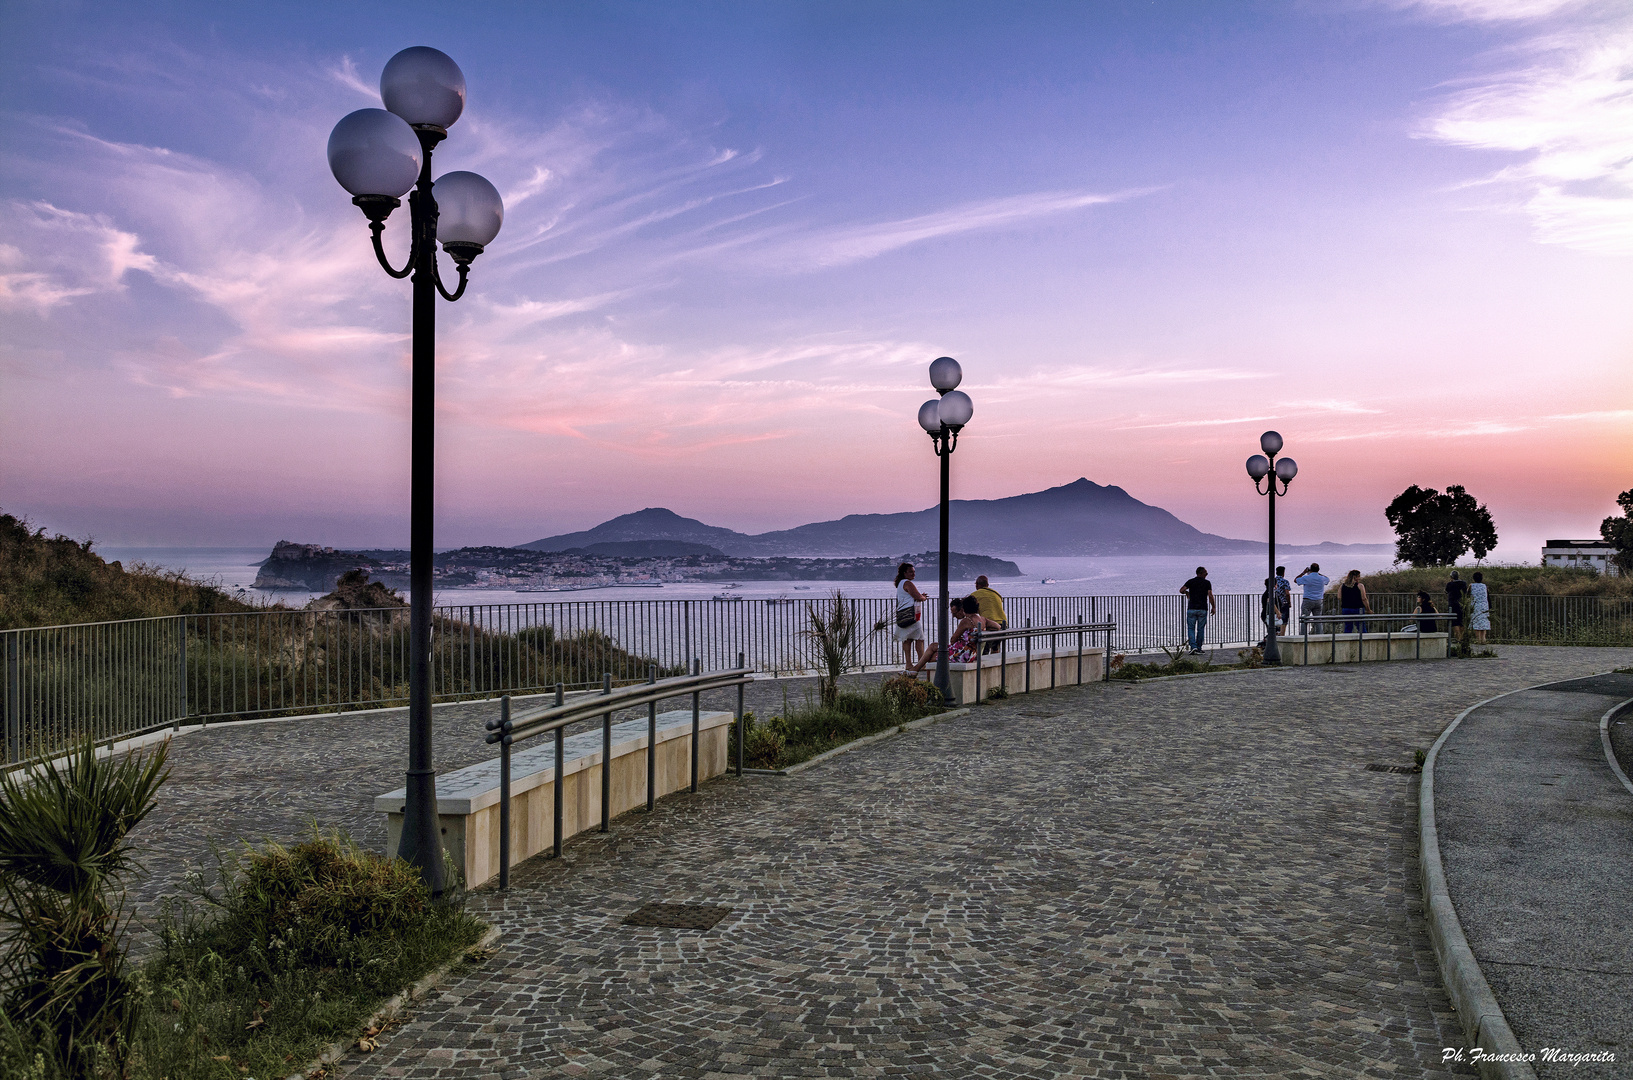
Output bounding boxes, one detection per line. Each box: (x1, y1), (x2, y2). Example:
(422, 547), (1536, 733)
(521, 479), (1392, 558)
(522, 509), (745, 554)
(564, 540), (727, 558)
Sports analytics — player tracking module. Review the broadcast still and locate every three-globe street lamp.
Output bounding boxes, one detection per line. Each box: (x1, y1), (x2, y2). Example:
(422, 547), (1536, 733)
(327, 47), (505, 894)
(1245, 432), (1297, 665)
(916, 357), (974, 705)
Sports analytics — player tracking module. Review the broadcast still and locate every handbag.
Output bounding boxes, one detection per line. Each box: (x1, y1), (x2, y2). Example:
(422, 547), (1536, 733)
(895, 606), (918, 629)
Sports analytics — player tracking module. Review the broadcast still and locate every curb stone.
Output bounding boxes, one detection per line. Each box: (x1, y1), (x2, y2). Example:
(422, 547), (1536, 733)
(1417, 675), (1623, 1080)
(285, 923), (501, 1080)
(1600, 698), (1633, 798)
(779, 708), (973, 775)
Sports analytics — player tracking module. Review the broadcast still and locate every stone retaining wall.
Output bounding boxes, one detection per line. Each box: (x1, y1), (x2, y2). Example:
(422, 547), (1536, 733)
(376, 709), (732, 888)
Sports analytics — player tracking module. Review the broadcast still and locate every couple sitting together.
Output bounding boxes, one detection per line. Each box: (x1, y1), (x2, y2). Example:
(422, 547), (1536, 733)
(893, 562), (1004, 675)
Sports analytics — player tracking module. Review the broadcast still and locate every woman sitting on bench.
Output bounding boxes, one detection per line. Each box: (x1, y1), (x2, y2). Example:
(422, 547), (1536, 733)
(911, 596), (1001, 676)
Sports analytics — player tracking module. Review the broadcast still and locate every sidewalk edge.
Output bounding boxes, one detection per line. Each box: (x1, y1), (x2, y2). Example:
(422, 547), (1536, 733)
(1420, 679), (1593, 1080)
(1599, 698), (1633, 798)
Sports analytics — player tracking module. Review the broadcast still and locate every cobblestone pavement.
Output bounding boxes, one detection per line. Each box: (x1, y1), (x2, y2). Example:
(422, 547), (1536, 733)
(126, 672), (877, 921)
(129, 647), (1633, 1077)
(314, 645), (1631, 1079)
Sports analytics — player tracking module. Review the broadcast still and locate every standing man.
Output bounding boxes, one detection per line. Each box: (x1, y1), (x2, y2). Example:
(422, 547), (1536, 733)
(1445, 570), (1469, 649)
(1274, 565), (1292, 632)
(1178, 566), (1215, 655)
(1295, 563), (1329, 633)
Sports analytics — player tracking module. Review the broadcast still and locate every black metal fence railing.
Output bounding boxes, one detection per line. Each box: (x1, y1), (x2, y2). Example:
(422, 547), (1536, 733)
(9, 590), (1623, 766)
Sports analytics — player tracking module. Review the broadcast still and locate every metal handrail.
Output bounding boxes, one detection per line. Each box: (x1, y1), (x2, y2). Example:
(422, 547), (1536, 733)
(976, 620), (1115, 644)
(1298, 612), (1438, 664)
(486, 666), (752, 744)
(485, 661), (751, 889)
(970, 620), (1116, 700)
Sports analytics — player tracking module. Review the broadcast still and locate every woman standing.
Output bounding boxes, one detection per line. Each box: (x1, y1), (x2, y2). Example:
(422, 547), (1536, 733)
(1340, 570), (1371, 634)
(894, 562), (928, 671)
(1469, 571), (1491, 644)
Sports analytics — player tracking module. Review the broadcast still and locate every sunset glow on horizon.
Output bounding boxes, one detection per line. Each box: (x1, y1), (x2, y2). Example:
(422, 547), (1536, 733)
(2, 0), (1630, 561)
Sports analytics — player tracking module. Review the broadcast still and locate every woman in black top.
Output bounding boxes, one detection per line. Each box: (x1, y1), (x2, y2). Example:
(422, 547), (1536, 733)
(1339, 570), (1370, 633)
(1412, 590), (1439, 634)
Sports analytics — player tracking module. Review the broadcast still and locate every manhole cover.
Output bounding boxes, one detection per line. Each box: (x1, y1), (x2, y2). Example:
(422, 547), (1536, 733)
(1364, 763), (1419, 774)
(622, 903), (733, 930)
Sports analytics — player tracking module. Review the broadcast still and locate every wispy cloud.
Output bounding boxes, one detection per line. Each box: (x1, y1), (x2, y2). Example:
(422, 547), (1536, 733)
(329, 56), (380, 103)
(1389, 0), (1590, 21)
(1414, 2), (1633, 252)
(755, 188), (1145, 271)
(0, 201), (157, 313)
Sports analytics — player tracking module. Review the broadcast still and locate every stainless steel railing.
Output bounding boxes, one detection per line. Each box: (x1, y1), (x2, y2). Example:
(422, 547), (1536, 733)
(971, 620), (1116, 700)
(484, 663), (753, 889)
(21, 588), (1601, 766)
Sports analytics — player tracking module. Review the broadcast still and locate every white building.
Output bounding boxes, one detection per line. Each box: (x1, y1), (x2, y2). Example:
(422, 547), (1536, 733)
(1541, 539), (1621, 576)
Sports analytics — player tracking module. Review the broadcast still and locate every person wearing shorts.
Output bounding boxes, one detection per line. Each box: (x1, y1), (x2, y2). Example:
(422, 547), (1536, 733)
(893, 562), (927, 670)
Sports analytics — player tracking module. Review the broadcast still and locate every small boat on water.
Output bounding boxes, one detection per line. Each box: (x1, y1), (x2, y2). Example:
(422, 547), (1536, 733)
(765, 596), (798, 606)
(1041, 578), (1057, 584)
(711, 592), (745, 601)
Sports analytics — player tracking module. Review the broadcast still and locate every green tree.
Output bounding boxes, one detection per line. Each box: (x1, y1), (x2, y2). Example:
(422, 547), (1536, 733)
(1384, 484), (1498, 568)
(1601, 488), (1633, 575)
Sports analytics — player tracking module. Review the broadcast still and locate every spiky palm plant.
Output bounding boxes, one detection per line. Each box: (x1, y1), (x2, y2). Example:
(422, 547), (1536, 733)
(0, 740), (168, 1076)
(801, 591), (869, 708)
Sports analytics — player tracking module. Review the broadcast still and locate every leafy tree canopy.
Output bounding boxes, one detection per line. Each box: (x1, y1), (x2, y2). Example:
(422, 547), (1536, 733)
(1601, 488), (1633, 574)
(1384, 484), (1498, 568)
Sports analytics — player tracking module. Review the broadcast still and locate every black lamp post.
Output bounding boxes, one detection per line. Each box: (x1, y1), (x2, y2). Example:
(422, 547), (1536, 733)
(327, 47), (505, 894)
(916, 357), (973, 705)
(1245, 431), (1297, 665)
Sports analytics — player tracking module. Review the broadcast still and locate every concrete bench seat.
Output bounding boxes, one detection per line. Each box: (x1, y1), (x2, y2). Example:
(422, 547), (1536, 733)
(939, 647), (1106, 704)
(375, 708), (733, 889)
(1278, 631), (1448, 665)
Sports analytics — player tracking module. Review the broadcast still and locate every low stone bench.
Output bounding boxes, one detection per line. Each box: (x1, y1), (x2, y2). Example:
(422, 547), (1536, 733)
(943, 648), (1106, 704)
(375, 708), (733, 889)
(1278, 632), (1448, 665)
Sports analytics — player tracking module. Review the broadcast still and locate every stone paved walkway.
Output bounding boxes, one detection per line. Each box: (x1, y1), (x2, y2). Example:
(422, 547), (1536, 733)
(129, 646), (1633, 1077)
(126, 672), (883, 920)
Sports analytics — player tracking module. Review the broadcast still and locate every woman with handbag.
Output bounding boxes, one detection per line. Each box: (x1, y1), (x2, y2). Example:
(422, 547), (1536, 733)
(894, 562), (928, 671)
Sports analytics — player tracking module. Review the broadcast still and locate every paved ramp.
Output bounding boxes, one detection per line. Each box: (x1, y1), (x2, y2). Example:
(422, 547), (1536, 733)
(1434, 673), (1633, 1076)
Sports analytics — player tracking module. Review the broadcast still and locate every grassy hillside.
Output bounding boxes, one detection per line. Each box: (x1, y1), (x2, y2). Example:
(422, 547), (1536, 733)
(1359, 563), (1632, 598)
(1, 511), (264, 630)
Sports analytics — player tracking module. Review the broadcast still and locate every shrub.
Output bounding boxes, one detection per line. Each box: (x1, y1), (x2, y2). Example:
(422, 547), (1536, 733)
(0, 739), (169, 1076)
(881, 675), (935, 713)
(137, 829), (484, 1080)
(226, 830), (430, 966)
(986, 685), (1010, 701)
(737, 712), (788, 770)
(1359, 563), (1633, 599)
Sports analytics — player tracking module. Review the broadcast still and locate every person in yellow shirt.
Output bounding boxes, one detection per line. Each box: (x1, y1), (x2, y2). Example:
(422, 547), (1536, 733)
(972, 576), (1007, 628)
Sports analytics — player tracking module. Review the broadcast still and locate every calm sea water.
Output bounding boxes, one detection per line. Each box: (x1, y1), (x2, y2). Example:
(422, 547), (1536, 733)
(98, 547), (1398, 607)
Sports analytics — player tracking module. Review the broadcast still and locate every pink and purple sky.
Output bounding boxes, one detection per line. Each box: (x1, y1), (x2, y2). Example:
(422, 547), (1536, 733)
(2, 0), (1629, 558)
